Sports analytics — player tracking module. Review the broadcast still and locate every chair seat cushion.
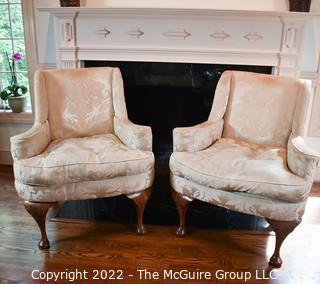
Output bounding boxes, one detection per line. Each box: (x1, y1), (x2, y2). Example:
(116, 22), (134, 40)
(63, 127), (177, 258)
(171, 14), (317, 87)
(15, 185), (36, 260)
(170, 138), (308, 203)
(14, 134), (154, 186)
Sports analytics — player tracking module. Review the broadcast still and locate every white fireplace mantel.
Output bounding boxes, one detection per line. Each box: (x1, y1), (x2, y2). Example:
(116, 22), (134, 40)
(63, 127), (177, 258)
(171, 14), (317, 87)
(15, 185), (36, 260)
(39, 7), (319, 78)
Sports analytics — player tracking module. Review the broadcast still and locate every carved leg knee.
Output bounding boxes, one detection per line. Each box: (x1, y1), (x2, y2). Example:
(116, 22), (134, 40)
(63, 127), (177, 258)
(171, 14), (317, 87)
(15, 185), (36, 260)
(266, 218), (301, 268)
(171, 187), (194, 237)
(24, 201), (57, 249)
(127, 187), (152, 235)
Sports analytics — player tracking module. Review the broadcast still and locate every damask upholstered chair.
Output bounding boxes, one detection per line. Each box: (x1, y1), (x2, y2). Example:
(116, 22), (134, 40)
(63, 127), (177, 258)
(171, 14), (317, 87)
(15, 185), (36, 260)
(11, 67), (154, 249)
(170, 71), (320, 267)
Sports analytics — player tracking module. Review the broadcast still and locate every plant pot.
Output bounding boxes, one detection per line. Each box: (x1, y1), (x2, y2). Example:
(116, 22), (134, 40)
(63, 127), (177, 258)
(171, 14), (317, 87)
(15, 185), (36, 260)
(60, 0), (80, 7)
(289, 0), (311, 12)
(8, 94), (27, 113)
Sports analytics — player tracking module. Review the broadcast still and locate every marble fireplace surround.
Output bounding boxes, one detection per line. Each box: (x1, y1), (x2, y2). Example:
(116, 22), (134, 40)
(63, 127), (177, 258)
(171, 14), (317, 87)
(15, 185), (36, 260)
(40, 7), (320, 160)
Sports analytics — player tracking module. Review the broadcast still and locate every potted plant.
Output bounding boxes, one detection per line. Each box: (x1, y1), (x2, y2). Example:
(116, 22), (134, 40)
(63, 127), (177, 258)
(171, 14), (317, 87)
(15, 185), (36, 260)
(289, 0), (312, 12)
(0, 52), (28, 113)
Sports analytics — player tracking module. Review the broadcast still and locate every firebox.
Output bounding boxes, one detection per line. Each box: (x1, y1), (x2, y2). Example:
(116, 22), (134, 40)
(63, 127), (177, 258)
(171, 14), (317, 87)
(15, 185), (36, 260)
(57, 62), (272, 230)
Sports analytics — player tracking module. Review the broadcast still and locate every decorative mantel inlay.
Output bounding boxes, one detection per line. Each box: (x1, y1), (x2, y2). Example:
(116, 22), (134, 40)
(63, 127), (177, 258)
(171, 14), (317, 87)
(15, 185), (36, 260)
(163, 29), (192, 40)
(126, 28), (144, 39)
(243, 32), (263, 42)
(95, 27), (268, 43)
(96, 27), (111, 38)
(210, 31), (231, 41)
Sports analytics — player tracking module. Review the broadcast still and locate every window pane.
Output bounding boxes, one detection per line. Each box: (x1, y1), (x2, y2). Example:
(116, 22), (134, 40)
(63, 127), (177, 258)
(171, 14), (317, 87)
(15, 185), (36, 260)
(0, 40), (13, 71)
(0, 72), (11, 89)
(10, 4), (24, 38)
(13, 39), (26, 71)
(0, 5), (10, 38)
(0, 72), (29, 92)
(17, 72), (28, 89)
(0, 1), (30, 112)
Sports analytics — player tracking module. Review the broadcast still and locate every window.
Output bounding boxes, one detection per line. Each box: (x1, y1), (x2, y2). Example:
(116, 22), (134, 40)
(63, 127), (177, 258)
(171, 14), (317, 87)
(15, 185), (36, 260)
(0, 0), (30, 111)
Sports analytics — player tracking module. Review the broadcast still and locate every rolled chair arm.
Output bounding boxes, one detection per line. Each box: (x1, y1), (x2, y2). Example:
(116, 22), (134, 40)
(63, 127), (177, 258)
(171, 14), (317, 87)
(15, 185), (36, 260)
(11, 121), (51, 160)
(287, 135), (320, 181)
(114, 117), (152, 151)
(173, 119), (224, 152)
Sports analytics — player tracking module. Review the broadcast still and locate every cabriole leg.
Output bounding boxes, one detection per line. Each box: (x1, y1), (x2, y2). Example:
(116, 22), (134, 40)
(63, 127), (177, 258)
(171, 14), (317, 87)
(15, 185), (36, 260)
(24, 201), (57, 249)
(127, 187), (152, 235)
(266, 218), (301, 268)
(171, 187), (194, 237)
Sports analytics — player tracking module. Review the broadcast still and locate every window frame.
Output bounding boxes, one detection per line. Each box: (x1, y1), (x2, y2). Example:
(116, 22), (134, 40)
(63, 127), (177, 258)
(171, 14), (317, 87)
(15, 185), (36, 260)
(0, 0), (37, 123)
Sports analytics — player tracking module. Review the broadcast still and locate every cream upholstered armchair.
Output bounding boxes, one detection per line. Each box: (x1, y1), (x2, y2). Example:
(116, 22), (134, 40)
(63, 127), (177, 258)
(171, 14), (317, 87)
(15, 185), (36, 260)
(170, 71), (320, 267)
(11, 67), (154, 249)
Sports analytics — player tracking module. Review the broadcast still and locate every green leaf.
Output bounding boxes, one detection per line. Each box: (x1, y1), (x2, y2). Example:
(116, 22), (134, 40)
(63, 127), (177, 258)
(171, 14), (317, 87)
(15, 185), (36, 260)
(0, 90), (9, 101)
(6, 85), (15, 93)
(18, 85), (27, 94)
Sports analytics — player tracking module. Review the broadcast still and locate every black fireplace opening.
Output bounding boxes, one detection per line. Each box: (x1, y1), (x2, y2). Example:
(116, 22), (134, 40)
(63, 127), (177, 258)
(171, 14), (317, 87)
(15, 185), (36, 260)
(57, 61), (272, 231)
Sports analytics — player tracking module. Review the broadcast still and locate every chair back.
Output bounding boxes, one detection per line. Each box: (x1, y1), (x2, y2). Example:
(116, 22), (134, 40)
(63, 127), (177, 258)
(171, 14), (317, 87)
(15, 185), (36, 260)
(211, 71), (307, 147)
(37, 67), (115, 139)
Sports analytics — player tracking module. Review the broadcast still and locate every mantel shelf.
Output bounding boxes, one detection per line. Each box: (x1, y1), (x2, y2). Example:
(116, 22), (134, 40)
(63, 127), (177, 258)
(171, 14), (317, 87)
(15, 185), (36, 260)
(37, 7), (320, 18)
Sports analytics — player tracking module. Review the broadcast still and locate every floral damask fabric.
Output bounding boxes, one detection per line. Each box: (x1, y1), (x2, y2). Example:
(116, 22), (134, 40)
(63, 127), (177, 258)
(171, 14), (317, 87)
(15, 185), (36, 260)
(44, 68), (115, 139)
(14, 134), (154, 187)
(170, 71), (320, 221)
(292, 80), (313, 136)
(173, 120), (224, 152)
(208, 71), (232, 121)
(112, 68), (129, 120)
(11, 67), (155, 202)
(287, 134), (319, 181)
(11, 121), (51, 160)
(114, 117), (152, 151)
(170, 138), (310, 203)
(16, 171), (154, 202)
(171, 175), (307, 221)
(222, 72), (301, 147)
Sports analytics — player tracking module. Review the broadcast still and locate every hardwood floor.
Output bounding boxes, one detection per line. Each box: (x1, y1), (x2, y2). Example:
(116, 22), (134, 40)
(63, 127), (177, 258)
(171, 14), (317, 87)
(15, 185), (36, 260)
(0, 168), (320, 283)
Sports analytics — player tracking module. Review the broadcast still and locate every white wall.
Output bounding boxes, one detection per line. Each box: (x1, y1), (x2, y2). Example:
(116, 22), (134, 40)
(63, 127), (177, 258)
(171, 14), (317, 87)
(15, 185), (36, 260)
(0, 124), (30, 164)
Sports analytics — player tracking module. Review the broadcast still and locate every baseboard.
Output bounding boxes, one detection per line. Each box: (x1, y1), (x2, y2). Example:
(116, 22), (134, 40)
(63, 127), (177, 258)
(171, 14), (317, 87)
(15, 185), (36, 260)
(0, 149), (13, 165)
